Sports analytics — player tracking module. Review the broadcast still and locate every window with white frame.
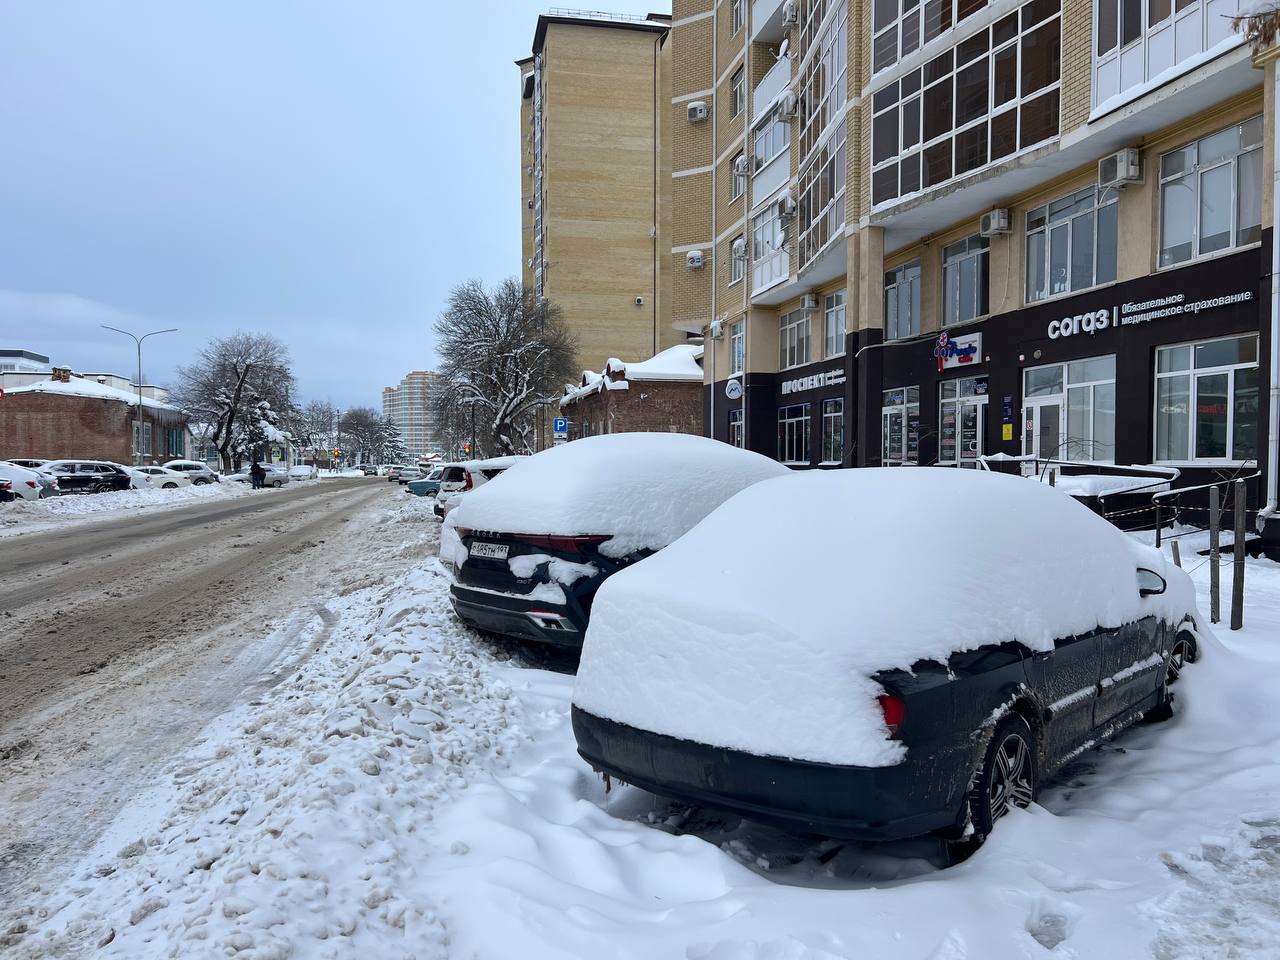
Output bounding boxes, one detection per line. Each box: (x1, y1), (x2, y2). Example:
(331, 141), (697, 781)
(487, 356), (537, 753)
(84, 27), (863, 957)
(753, 107), (791, 171)
(882, 387), (921, 465)
(778, 403), (811, 463)
(824, 291), (846, 356)
(752, 206), (787, 291)
(779, 309), (811, 369)
(1022, 355), (1116, 462)
(730, 320), (745, 375)
(885, 261), (921, 340)
(731, 151), (746, 200)
(822, 398), (844, 463)
(731, 0), (745, 35)
(797, 119), (846, 269)
(1155, 335), (1258, 462)
(872, 0), (993, 75)
(870, 0), (1061, 207)
(730, 234), (745, 284)
(943, 235), (989, 325)
(728, 407), (745, 448)
(1094, 0), (1243, 111)
(1026, 186), (1118, 303)
(730, 66), (746, 118)
(798, 1), (847, 160)
(1159, 116), (1263, 268)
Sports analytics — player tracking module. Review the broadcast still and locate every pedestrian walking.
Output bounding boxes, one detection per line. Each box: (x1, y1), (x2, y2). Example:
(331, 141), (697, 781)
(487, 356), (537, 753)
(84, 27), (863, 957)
(250, 461), (265, 490)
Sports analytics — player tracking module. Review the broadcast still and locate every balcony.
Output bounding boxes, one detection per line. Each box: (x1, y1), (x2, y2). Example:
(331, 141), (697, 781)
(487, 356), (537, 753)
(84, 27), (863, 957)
(752, 57), (790, 124)
(752, 247), (788, 296)
(751, 0), (787, 44)
(751, 149), (789, 206)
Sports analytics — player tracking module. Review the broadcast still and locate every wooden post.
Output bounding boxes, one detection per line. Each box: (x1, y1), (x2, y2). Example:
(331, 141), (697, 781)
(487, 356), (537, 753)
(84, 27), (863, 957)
(1171, 539), (1181, 568)
(1232, 479), (1246, 631)
(1209, 485), (1221, 624)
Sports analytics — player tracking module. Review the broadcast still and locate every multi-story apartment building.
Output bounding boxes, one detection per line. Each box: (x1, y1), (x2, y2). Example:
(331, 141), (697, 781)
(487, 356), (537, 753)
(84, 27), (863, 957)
(673, 0), (1278, 554)
(382, 370), (442, 461)
(518, 10), (684, 370)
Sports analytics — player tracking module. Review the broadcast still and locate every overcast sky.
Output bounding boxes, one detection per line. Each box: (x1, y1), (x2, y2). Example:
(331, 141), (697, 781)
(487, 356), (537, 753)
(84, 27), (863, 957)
(0, 1), (667, 409)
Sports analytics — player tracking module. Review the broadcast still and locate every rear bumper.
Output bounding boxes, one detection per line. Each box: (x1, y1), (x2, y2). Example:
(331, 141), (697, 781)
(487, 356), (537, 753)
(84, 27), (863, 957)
(450, 584), (584, 646)
(571, 707), (961, 841)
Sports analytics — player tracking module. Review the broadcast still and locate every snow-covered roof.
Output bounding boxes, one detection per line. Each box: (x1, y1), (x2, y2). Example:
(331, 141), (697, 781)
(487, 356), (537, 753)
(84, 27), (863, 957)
(5, 376), (181, 412)
(560, 344), (703, 406)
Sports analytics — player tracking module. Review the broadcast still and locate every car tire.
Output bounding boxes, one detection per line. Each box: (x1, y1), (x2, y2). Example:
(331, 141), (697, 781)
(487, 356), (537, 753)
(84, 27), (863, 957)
(1146, 635), (1195, 724)
(966, 714), (1038, 847)
(163, 482), (178, 489)
(272, 480), (283, 488)
(192, 478), (208, 486)
(93, 482), (112, 495)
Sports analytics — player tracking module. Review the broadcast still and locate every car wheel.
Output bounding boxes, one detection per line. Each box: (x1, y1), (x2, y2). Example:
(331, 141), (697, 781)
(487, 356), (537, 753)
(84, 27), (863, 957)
(192, 477), (207, 486)
(163, 482), (178, 489)
(273, 480), (283, 488)
(1166, 636), (1194, 686)
(968, 714), (1037, 845)
(93, 482), (113, 494)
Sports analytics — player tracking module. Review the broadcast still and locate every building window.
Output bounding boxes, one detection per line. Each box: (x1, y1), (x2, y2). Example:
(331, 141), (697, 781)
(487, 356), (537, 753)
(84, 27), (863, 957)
(824, 291), (846, 357)
(731, 151), (746, 200)
(731, 0), (745, 35)
(1159, 117), (1263, 268)
(1022, 355), (1116, 462)
(1026, 186), (1118, 303)
(730, 66), (746, 118)
(779, 309), (811, 369)
(870, 0), (1061, 207)
(728, 407), (745, 448)
(753, 107), (791, 171)
(797, 119), (847, 270)
(1095, 0), (1241, 110)
(884, 260), (921, 340)
(873, 0), (992, 75)
(938, 375), (988, 467)
(778, 403), (811, 464)
(882, 387), (920, 466)
(798, 2), (847, 160)
(942, 235), (989, 324)
(730, 320), (745, 375)
(730, 234), (745, 284)
(822, 398), (844, 463)
(751, 205), (787, 291)
(1155, 335), (1258, 462)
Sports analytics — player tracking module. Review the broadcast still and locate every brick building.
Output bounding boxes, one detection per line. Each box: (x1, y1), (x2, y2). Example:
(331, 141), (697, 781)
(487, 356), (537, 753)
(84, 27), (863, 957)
(559, 342), (705, 439)
(0, 371), (190, 463)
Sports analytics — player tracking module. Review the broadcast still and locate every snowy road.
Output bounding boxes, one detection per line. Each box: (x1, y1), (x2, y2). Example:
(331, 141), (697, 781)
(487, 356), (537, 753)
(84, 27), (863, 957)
(0, 478), (402, 903)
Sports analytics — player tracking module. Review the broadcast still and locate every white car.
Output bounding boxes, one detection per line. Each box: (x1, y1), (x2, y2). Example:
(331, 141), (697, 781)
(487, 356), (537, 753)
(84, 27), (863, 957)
(116, 465), (153, 489)
(227, 463), (291, 487)
(134, 466), (194, 489)
(288, 464), (319, 481)
(433, 456), (525, 519)
(0, 462), (50, 501)
(162, 459), (221, 485)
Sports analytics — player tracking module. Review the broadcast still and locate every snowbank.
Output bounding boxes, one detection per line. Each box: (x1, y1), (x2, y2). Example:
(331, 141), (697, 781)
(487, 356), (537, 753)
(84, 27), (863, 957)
(1037, 473), (1171, 497)
(574, 468), (1197, 766)
(0, 480), (252, 537)
(446, 433), (789, 558)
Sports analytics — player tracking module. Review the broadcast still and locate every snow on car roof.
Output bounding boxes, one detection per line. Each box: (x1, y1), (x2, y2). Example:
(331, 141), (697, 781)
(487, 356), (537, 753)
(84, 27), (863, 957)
(446, 433), (789, 556)
(462, 456), (524, 472)
(573, 467), (1199, 767)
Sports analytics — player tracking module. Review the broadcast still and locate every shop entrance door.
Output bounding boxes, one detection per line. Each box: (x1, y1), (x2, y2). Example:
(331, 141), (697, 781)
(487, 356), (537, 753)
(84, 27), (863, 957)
(1023, 400), (1063, 462)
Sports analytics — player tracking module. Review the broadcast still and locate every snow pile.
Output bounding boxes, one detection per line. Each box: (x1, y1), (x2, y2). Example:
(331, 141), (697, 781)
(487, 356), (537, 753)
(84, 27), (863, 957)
(4, 376), (179, 410)
(575, 468), (1197, 766)
(1036, 473), (1171, 497)
(0, 480), (252, 537)
(561, 344), (703, 404)
(446, 433), (789, 558)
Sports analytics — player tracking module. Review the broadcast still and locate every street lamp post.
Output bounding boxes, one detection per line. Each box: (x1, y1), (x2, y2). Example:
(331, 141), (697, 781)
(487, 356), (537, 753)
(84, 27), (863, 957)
(101, 325), (178, 465)
(461, 396), (481, 460)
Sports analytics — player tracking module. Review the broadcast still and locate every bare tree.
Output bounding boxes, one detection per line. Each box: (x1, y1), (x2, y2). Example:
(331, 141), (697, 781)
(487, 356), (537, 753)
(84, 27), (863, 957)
(288, 400), (339, 460)
(432, 279), (576, 456)
(1234, 4), (1280, 52)
(171, 332), (296, 471)
(337, 406), (382, 463)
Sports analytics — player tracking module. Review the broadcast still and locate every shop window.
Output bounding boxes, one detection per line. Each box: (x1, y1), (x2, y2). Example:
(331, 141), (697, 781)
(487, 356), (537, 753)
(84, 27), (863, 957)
(882, 387), (921, 465)
(885, 261), (921, 340)
(1155, 334), (1258, 462)
(1026, 186), (1118, 302)
(778, 403), (811, 464)
(1022, 355), (1116, 462)
(943, 235), (989, 325)
(824, 291), (846, 357)
(730, 320), (745, 375)
(728, 407), (745, 448)
(870, 0), (1060, 207)
(822, 398), (844, 463)
(730, 234), (745, 284)
(731, 151), (746, 200)
(730, 66), (746, 119)
(1159, 117), (1263, 268)
(779, 309), (811, 369)
(939, 376), (988, 466)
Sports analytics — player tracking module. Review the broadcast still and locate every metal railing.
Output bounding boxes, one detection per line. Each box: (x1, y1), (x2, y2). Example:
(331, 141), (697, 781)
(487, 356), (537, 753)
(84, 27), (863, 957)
(1151, 470), (1262, 547)
(547, 8), (649, 23)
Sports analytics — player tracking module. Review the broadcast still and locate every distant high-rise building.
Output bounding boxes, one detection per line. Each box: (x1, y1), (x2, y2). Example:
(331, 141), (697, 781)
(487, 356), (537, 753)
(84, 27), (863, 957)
(382, 370), (442, 461)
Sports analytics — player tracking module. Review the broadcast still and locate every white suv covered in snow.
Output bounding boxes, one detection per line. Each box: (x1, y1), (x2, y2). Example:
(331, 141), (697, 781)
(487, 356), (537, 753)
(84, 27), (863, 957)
(162, 459), (220, 484)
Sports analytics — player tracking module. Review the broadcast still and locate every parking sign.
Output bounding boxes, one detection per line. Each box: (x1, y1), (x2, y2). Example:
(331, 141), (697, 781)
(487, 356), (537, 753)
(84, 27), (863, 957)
(553, 417), (568, 438)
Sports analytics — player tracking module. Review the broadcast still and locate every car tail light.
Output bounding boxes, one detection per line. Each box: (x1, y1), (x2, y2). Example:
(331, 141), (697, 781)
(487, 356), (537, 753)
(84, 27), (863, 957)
(878, 694), (906, 739)
(25, 481), (37, 489)
(462, 472), (473, 491)
(515, 534), (609, 555)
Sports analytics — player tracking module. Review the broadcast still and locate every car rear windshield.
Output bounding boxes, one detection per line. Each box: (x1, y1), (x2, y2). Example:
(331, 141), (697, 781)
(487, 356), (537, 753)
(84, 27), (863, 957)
(441, 467), (466, 481)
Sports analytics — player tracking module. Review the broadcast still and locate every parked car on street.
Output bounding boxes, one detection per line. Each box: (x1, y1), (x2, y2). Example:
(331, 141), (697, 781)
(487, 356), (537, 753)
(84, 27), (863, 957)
(571, 468), (1201, 855)
(386, 465), (406, 482)
(6, 458), (49, 470)
(116, 465), (153, 489)
(134, 466), (194, 488)
(443, 435), (788, 645)
(396, 465), (422, 485)
(227, 463), (291, 487)
(0, 462), (55, 501)
(406, 465), (447, 498)
(433, 456), (523, 520)
(355, 464), (378, 476)
(0, 479), (10, 503)
(162, 460), (221, 484)
(38, 460), (133, 494)
(288, 464), (320, 480)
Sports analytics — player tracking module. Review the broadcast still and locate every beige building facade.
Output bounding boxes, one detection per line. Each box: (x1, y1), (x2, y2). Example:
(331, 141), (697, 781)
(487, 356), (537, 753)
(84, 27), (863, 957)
(382, 370), (443, 461)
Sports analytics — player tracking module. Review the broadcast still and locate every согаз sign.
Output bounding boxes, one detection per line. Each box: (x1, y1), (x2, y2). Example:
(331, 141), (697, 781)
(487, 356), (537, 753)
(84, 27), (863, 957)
(1047, 291), (1253, 340)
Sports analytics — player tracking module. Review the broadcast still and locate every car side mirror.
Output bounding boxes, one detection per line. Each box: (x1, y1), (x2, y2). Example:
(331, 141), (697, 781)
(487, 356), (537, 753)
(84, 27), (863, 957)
(1137, 568), (1166, 597)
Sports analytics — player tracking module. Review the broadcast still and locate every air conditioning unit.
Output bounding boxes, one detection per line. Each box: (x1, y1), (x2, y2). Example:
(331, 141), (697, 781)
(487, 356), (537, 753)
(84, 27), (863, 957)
(779, 89), (798, 118)
(800, 293), (818, 309)
(775, 197), (794, 221)
(687, 100), (708, 122)
(1098, 147), (1142, 188)
(782, 0), (799, 25)
(980, 208), (1011, 237)
(687, 249), (704, 269)
(733, 154), (750, 176)
(731, 236), (747, 260)
(709, 319), (725, 339)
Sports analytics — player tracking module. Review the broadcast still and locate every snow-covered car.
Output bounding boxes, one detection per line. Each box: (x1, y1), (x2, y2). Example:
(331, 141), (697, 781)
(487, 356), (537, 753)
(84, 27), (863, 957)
(0, 478), (10, 503)
(227, 464), (291, 487)
(38, 460), (133, 494)
(433, 456), (523, 520)
(406, 465), (447, 498)
(443, 435), (789, 646)
(6, 458), (48, 470)
(162, 459), (220, 484)
(396, 465), (423, 484)
(386, 465), (406, 482)
(288, 464), (320, 481)
(134, 466), (194, 489)
(571, 468), (1202, 853)
(0, 461), (54, 501)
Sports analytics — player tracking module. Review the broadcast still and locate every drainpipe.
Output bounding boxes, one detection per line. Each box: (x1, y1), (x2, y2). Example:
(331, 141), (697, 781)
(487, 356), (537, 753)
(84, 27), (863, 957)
(1260, 58), (1280, 533)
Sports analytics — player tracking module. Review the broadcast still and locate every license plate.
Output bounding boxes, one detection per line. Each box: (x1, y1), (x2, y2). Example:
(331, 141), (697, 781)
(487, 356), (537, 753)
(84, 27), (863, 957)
(469, 541), (509, 560)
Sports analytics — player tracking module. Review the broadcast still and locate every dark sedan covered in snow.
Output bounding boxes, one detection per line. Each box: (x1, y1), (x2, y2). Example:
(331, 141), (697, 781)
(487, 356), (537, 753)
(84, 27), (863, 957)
(571, 468), (1201, 852)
